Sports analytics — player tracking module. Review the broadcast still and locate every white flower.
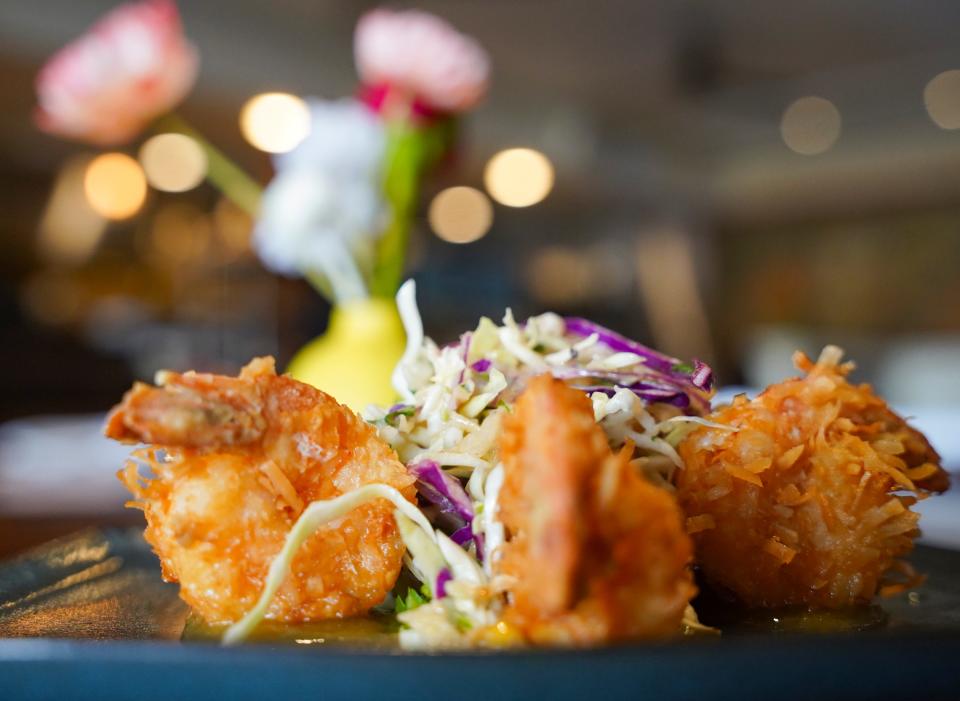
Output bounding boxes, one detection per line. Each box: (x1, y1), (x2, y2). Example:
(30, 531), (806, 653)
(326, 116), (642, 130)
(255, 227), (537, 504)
(275, 99), (386, 178)
(253, 98), (387, 301)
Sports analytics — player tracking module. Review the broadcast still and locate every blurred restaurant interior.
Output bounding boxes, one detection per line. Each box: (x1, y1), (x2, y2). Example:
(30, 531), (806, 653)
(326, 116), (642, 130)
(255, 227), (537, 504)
(0, 0), (958, 547)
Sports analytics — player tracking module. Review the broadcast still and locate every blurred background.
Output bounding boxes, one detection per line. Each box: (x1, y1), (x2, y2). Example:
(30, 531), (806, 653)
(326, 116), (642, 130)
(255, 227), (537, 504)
(0, 1), (958, 549)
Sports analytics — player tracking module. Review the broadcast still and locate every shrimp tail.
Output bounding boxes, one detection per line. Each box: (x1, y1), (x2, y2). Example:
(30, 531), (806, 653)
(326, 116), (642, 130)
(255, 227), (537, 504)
(104, 371), (266, 448)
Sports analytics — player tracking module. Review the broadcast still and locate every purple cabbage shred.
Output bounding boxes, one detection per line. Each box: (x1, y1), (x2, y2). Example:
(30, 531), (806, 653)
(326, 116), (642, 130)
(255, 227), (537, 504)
(435, 568), (452, 599)
(471, 358), (491, 373)
(408, 460), (474, 523)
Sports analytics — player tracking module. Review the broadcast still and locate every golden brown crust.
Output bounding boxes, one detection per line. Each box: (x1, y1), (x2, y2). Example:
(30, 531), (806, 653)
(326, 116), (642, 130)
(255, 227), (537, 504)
(497, 375), (695, 644)
(108, 357), (415, 624)
(676, 347), (948, 608)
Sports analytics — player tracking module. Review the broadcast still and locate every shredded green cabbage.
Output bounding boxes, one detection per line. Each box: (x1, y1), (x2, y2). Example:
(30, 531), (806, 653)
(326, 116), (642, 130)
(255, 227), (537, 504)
(394, 510), (445, 586)
(392, 279), (423, 402)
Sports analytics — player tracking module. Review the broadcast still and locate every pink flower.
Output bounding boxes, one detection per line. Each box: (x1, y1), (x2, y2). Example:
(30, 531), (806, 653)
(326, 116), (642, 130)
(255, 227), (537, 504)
(354, 9), (490, 114)
(35, 0), (198, 146)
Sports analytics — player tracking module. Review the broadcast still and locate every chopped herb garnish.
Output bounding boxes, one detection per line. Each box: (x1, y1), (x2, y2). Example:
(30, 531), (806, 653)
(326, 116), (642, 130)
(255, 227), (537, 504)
(395, 584), (431, 614)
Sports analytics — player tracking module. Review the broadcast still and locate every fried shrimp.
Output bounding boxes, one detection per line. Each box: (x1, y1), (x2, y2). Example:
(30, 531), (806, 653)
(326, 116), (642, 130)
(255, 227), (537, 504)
(676, 346), (948, 609)
(104, 357), (415, 625)
(496, 375), (696, 645)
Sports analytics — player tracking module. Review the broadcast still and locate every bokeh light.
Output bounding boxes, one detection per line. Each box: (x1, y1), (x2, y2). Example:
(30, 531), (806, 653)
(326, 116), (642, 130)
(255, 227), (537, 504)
(83, 153), (148, 219)
(428, 186), (494, 243)
(139, 133), (207, 192)
(924, 70), (960, 129)
(780, 96), (842, 155)
(143, 202), (214, 268)
(240, 92), (311, 153)
(484, 148), (555, 207)
(528, 246), (593, 305)
(38, 155), (107, 265)
(213, 198), (254, 260)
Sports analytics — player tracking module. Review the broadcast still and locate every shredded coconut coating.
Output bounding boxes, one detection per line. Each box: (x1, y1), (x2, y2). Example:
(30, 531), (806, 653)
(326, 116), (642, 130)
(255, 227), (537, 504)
(676, 346), (948, 608)
(106, 357), (414, 624)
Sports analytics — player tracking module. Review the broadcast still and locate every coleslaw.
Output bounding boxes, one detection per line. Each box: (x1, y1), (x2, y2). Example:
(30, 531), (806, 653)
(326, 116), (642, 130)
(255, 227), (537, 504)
(361, 281), (716, 647)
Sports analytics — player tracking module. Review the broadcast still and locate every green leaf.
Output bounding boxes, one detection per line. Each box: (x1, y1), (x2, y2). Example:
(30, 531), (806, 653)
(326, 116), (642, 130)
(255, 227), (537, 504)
(395, 585), (430, 614)
(672, 361), (695, 374)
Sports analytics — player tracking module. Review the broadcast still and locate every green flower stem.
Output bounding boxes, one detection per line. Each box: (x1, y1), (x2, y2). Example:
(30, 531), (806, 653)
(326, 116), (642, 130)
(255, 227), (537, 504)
(155, 113), (263, 218)
(369, 115), (455, 299)
(370, 119), (423, 298)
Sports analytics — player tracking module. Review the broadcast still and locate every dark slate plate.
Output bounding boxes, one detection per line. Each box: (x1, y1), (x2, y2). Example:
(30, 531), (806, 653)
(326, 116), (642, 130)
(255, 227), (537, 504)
(1, 529), (960, 701)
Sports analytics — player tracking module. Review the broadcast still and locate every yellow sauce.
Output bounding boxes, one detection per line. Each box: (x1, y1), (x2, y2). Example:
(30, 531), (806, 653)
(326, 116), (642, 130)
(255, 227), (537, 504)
(183, 604), (888, 647)
(698, 603), (888, 634)
(183, 612), (400, 649)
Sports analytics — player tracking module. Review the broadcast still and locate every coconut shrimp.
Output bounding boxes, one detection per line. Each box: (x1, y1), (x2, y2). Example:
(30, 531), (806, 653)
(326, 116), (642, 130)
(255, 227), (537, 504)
(104, 357), (415, 625)
(496, 375), (696, 645)
(676, 346), (948, 609)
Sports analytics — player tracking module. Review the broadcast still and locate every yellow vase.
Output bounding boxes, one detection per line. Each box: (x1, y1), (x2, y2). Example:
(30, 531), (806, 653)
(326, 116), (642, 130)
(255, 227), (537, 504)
(286, 297), (405, 412)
